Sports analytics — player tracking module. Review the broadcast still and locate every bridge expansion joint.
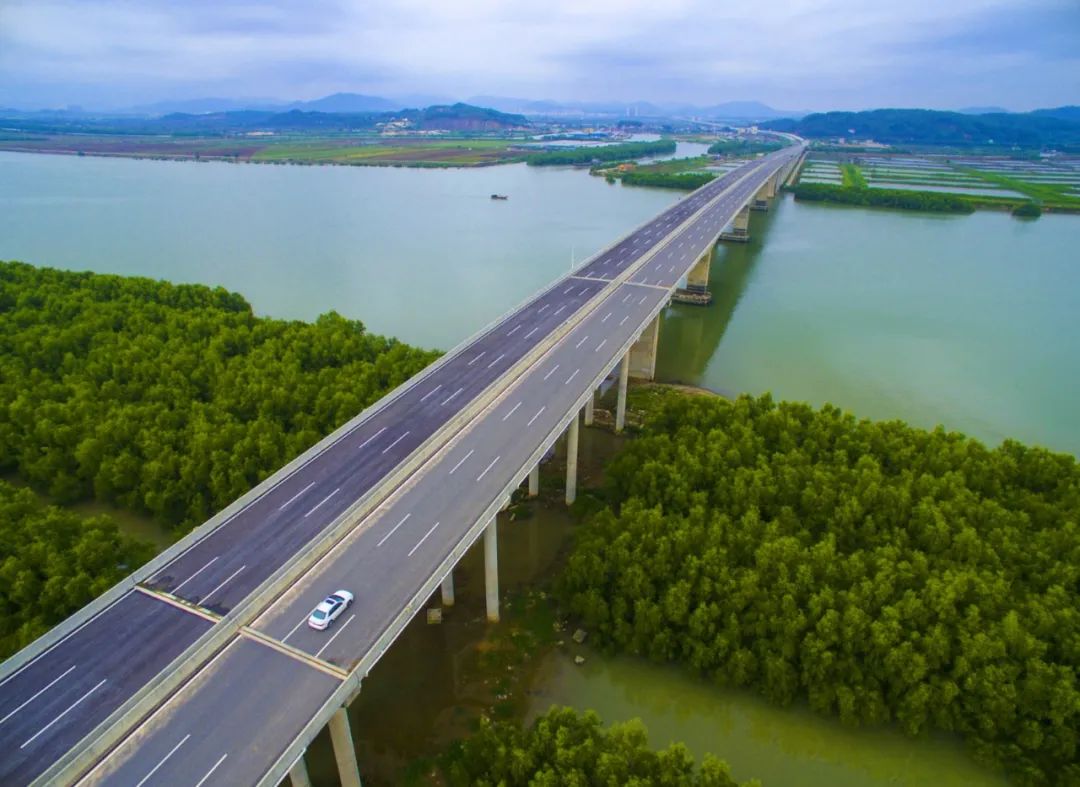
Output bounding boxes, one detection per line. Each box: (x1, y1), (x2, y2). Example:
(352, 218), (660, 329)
(134, 585), (221, 624)
(240, 627), (348, 681)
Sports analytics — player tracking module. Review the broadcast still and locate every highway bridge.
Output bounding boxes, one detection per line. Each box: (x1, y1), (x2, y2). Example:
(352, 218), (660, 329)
(0, 142), (805, 786)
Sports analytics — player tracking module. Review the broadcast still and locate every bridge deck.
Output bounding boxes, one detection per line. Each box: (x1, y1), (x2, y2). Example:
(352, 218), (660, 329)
(0, 145), (804, 786)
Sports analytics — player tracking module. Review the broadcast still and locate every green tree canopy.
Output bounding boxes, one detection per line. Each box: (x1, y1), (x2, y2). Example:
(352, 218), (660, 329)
(560, 394), (1080, 786)
(0, 261), (439, 530)
(439, 707), (758, 787)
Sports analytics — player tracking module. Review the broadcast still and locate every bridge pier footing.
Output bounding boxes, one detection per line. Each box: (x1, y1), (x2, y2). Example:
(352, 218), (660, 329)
(329, 708), (363, 787)
(441, 571), (455, 606)
(565, 411), (579, 505)
(528, 464), (539, 496)
(484, 517), (499, 622)
(616, 352), (629, 433)
(290, 752), (313, 787)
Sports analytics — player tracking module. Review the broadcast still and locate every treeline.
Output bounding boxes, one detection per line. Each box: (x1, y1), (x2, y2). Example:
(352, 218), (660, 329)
(0, 481), (154, 657)
(526, 139), (676, 166)
(0, 261), (439, 530)
(621, 171), (716, 190)
(438, 707), (758, 786)
(560, 394), (1080, 785)
(791, 182), (974, 213)
(765, 108), (1080, 149)
(707, 139), (783, 155)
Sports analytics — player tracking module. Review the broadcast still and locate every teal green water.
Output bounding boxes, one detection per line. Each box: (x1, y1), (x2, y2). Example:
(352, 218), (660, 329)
(527, 649), (1008, 787)
(656, 197), (1080, 455)
(0, 150), (681, 350)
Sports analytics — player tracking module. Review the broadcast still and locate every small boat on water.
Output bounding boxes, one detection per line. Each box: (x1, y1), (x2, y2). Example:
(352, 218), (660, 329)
(490, 193), (508, 200)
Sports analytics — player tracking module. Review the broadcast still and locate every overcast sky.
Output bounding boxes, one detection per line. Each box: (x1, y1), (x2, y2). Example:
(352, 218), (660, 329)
(1, 0), (1076, 112)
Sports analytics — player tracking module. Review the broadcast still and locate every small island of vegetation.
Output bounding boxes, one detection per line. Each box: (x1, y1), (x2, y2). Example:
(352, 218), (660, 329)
(525, 139), (676, 166)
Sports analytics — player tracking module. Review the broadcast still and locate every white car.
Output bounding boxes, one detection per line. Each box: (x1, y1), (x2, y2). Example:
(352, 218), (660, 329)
(307, 590), (354, 630)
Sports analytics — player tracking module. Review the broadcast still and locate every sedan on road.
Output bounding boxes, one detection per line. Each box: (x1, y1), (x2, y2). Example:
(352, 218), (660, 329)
(307, 590), (354, 630)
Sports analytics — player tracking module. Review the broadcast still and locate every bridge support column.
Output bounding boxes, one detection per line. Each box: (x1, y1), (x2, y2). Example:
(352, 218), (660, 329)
(616, 352), (629, 433)
(290, 752), (313, 787)
(583, 391), (595, 426)
(441, 571), (455, 606)
(751, 183), (770, 211)
(686, 247), (712, 293)
(484, 517), (499, 622)
(565, 411), (579, 505)
(628, 314), (660, 381)
(329, 708), (363, 787)
(721, 205), (751, 242)
(528, 464), (539, 497)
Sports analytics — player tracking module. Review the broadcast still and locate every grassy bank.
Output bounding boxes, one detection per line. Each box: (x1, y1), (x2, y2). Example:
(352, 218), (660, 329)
(0, 133), (528, 167)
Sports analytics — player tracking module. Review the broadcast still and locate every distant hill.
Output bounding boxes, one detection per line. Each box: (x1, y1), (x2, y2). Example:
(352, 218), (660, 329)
(466, 95), (805, 120)
(1032, 106), (1080, 122)
(958, 106), (1009, 115)
(764, 108), (1080, 148)
(290, 93), (401, 113)
(0, 102), (528, 135)
(126, 97), (286, 115)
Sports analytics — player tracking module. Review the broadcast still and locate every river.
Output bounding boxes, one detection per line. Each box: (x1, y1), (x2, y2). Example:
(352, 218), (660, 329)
(2, 148), (1067, 784)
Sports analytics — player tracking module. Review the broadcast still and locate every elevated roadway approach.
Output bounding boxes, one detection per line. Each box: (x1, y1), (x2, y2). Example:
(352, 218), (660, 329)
(0, 142), (805, 786)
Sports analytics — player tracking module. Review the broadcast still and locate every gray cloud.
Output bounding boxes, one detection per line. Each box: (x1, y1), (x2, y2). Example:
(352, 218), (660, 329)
(0, 0), (1075, 111)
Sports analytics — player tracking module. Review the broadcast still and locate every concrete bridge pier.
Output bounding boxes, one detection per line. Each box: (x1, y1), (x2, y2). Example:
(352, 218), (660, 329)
(752, 180), (772, 211)
(583, 390), (595, 426)
(528, 464), (539, 497)
(616, 351), (629, 433)
(721, 205), (751, 242)
(329, 707), (363, 787)
(628, 314), (660, 381)
(565, 410), (580, 505)
(686, 247), (713, 293)
(441, 571), (455, 606)
(289, 751), (313, 787)
(484, 517), (499, 622)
